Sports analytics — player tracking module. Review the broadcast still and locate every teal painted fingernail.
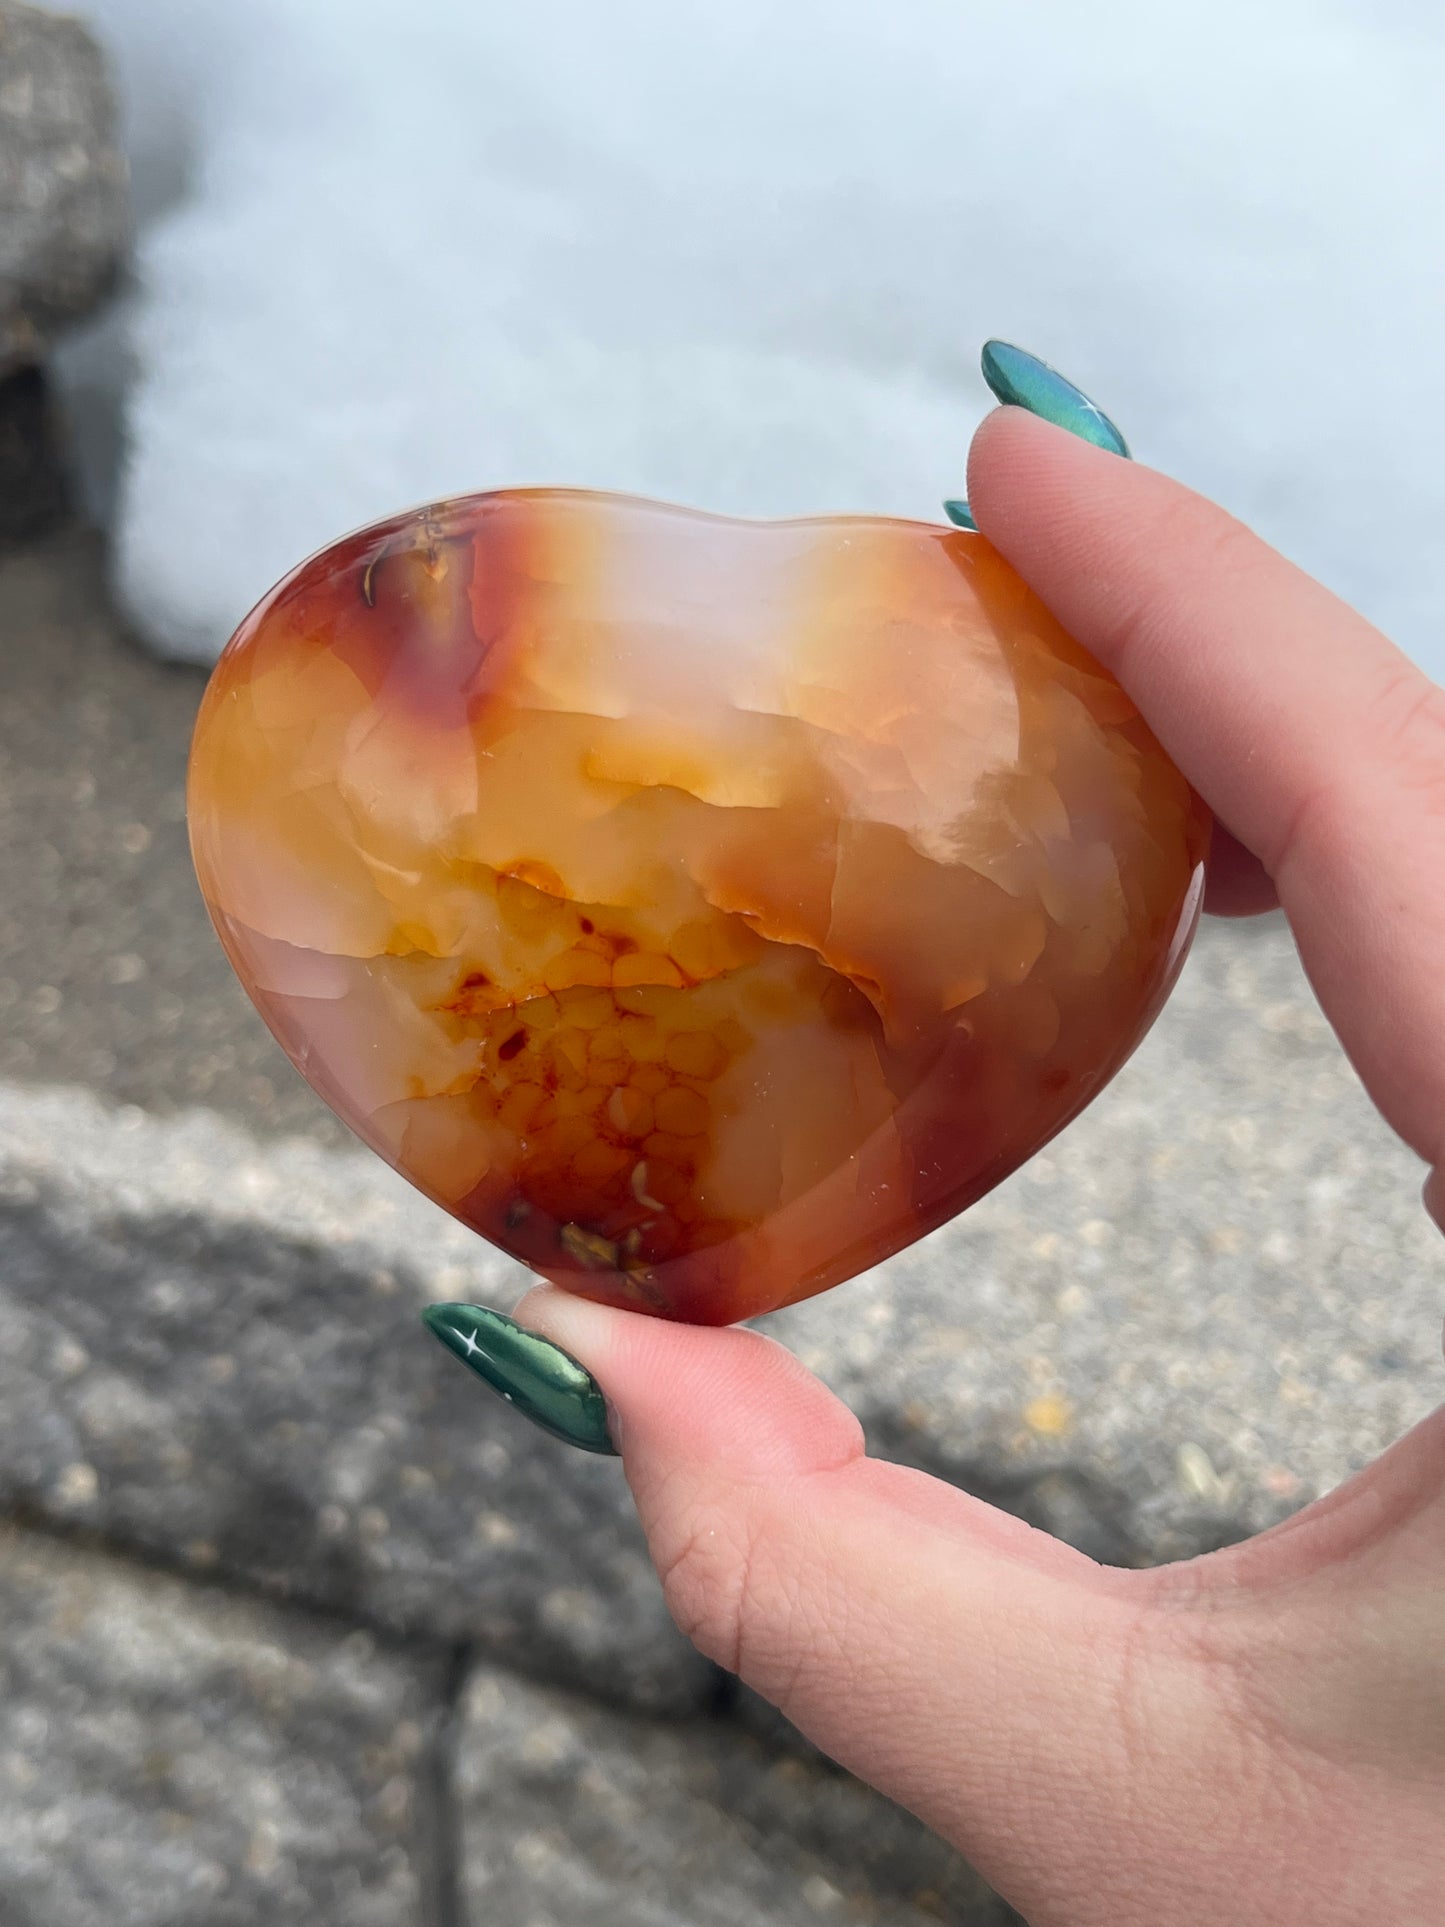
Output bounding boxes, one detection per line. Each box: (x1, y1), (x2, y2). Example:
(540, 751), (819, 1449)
(980, 340), (1130, 456)
(945, 341), (1130, 529)
(422, 1303), (617, 1455)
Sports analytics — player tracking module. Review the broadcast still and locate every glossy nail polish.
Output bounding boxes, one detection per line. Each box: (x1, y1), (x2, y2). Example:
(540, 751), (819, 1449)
(980, 340), (1129, 456)
(945, 340), (1130, 528)
(422, 1303), (617, 1455)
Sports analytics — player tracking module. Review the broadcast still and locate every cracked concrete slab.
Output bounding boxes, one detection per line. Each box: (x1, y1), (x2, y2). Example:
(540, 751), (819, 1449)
(0, 1521), (439, 1927)
(0, 1080), (711, 1715)
(455, 1661), (1019, 1927)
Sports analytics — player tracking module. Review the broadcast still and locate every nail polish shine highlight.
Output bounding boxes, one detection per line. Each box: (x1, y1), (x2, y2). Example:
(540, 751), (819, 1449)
(944, 340), (1130, 529)
(422, 1303), (617, 1455)
(980, 340), (1130, 457)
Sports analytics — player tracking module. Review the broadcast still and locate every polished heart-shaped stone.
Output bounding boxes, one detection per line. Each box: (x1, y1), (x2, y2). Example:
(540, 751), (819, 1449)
(188, 490), (1208, 1324)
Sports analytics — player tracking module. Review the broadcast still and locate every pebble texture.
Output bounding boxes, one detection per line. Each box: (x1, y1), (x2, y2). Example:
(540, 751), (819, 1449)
(0, 1082), (711, 1715)
(456, 1662), (1019, 1927)
(0, 1522), (438, 1927)
(0, 532), (354, 1136)
(0, 1), (129, 372)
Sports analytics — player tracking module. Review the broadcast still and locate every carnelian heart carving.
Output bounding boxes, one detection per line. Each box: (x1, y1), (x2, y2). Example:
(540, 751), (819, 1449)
(188, 489), (1209, 1324)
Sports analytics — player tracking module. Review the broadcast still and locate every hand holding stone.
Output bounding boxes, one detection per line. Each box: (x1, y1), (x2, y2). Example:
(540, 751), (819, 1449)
(510, 403), (1445, 1926)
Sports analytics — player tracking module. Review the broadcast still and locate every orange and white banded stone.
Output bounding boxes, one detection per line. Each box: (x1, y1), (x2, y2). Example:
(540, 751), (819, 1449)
(188, 490), (1209, 1324)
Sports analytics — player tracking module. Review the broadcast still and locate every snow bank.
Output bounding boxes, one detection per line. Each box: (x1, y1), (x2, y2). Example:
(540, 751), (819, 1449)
(63, 0), (1445, 677)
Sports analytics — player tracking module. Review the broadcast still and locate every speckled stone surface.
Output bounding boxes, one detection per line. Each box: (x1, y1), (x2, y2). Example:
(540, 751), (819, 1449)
(0, 2), (129, 373)
(0, 1083), (710, 1715)
(455, 1661), (1019, 1927)
(0, 531), (350, 1136)
(0, 1523), (438, 1927)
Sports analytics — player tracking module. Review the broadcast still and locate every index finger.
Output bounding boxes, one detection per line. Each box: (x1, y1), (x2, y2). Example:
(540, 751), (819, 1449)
(967, 407), (1445, 1196)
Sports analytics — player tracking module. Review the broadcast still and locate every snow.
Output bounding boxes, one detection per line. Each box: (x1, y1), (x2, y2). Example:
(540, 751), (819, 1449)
(60, 0), (1445, 679)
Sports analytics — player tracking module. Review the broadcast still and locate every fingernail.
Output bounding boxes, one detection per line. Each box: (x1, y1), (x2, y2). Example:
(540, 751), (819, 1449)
(980, 340), (1130, 457)
(944, 342), (1130, 530)
(422, 1303), (617, 1455)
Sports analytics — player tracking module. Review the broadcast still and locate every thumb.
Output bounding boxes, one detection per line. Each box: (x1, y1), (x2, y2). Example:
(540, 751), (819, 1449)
(514, 1286), (1255, 1919)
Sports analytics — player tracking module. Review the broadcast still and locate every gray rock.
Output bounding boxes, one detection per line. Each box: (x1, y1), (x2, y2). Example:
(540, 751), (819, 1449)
(0, 1080), (712, 1715)
(0, 1), (129, 372)
(0, 1521), (439, 1926)
(456, 1661), (1018, 1927)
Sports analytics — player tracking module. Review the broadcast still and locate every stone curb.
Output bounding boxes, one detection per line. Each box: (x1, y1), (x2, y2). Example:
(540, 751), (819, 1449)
(456, 1661), (1020, 1926)
(0, 0), (129, 372)
(0, 1519), (440, 1927)
(0, 1079), (711, 1715)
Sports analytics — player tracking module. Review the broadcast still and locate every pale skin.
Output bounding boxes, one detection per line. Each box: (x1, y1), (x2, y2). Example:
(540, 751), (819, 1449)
(517, 407), (1445, 1926)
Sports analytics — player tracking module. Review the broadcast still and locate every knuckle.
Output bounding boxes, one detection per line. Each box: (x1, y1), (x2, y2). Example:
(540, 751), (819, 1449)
(653, 1482), (841, 1696)
(654, 1494), (763, 1675)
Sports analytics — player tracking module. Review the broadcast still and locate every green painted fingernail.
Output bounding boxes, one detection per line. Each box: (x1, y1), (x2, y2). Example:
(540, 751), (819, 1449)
(980, 340), (1130, 456)
(422, 1303), (617, 1455)
(945, 341), (1130, 530)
